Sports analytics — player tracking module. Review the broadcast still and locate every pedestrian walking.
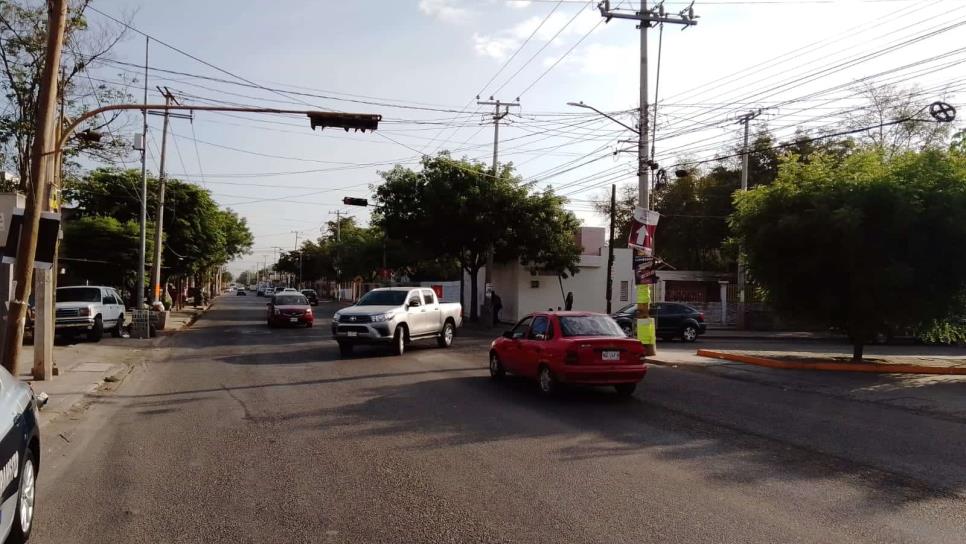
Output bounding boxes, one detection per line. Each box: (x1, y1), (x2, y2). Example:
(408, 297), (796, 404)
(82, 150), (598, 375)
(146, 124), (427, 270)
(565, 291), (574, 311)
(492, 292), (503, 326)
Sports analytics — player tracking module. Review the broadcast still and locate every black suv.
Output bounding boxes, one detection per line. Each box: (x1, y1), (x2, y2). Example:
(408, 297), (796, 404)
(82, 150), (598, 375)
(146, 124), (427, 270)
(300, 289), (319, 306)
(612, 302), (707, 342)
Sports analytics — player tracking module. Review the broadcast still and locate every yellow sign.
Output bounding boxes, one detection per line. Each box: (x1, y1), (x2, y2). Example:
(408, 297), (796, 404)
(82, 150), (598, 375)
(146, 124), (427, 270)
(636, 285), (650, 304)
(636, 318), (655, 345)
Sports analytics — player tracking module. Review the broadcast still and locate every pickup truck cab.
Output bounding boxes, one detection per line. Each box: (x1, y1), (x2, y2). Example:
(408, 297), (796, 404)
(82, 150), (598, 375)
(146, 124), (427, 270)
(332, 287), (462, 357)
(55, 285), (126, 342)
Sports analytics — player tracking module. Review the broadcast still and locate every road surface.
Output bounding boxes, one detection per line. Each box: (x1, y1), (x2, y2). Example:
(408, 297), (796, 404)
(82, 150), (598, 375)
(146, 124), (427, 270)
(31, 296), (966, 543)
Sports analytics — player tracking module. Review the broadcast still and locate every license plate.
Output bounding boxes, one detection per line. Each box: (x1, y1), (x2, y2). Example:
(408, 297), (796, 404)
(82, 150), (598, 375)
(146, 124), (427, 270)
(602, 351), (620, 361)
(346, 332), (358, 337)
(289, 317), (298, 323)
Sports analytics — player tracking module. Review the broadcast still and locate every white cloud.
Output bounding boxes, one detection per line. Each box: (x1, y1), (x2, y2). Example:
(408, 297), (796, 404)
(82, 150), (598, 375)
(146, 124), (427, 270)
(506, 0), (532, 8)
(419, 0), (471, 23)
(473, 33), (518, 60)
(473, 8), (601, 60)
(557, 42), (638, 76)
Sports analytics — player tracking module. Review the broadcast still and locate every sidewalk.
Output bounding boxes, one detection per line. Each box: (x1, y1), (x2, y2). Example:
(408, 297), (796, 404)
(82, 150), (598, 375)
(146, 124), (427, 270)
(24, 302), (211, 425)
(648, 345), (966, 421)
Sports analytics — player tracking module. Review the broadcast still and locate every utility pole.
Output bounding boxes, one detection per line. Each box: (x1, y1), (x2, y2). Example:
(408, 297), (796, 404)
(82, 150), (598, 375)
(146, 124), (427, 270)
(606, 184), (616, 314)
(149, 88), (176, 304)
(598, 0), (697, 354)
(736, 108), (762, 329)
(0, 0), (67, 374)
(477, 97), (519, 324)
(136, 36), (149, 310)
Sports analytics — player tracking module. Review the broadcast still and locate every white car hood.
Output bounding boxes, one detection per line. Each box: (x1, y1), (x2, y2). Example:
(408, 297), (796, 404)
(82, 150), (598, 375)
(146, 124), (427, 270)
(339, 305), (400, 316)
(55, 301), (96, 309)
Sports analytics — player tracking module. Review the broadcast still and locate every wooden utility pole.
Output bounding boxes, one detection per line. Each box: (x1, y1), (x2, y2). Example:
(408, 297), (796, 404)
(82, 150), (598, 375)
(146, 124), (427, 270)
(606, 184), (616, 314)
(0, 0), (68, 374)
(149, 89), (175, 304)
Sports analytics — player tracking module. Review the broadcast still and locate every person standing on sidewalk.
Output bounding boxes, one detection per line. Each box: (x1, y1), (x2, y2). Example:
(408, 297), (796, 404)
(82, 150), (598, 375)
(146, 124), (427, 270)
(565, 291), (574, 311)
(492, 292), (503, 326)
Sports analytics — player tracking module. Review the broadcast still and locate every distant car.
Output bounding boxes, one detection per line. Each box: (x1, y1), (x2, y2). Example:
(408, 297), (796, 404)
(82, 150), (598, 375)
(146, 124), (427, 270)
(236, 290), (247, 296)
(267, 293), (314, 328)
(264, 287), (276, 297)
(281, 287), (298, 293)
(612, 302), (706, 342)
(0, 364), (40, 543)
(300, 289), (319, 306)
(489, 312), (647, 397)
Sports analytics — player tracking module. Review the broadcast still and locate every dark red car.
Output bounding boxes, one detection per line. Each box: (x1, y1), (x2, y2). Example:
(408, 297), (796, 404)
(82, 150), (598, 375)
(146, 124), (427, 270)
(489, 311), (647, 397)
(266, 293), (314, 328)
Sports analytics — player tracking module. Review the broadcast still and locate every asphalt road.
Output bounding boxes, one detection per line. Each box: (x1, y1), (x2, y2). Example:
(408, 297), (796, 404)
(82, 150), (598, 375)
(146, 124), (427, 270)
(30, 296), (966, 543)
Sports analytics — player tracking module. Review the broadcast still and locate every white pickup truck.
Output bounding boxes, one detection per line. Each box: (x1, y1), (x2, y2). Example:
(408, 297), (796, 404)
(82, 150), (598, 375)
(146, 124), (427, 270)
(331, 287), (462, 357)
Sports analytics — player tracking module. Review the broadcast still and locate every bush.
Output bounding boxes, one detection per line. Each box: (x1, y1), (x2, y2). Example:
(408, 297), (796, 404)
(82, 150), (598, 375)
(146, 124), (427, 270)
(914, 319), (966, 345)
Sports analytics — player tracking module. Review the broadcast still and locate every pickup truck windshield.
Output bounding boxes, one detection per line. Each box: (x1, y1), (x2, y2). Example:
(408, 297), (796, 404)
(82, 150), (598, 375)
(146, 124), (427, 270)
(559, 316), (625, 337)
(56, 287), (101, 303)
(357, 290), (408, 306)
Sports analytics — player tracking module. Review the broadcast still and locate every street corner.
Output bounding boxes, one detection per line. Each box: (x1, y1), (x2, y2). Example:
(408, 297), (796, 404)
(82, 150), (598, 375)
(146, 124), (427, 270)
(696, 349), (966, 375)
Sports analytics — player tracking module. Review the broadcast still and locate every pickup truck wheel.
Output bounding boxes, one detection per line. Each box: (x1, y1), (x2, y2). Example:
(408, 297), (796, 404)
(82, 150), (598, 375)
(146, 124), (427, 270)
(391, 327), (406, 356)
(337, 341), (353, 357)
(88, 316), (103, 342)
(111, 313), (124, 338)
(437, 321), (455, 348)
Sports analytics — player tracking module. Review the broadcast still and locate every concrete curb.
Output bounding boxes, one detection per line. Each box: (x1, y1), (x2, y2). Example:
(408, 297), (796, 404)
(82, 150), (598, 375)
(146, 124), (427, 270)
(696, 349), (966, 375)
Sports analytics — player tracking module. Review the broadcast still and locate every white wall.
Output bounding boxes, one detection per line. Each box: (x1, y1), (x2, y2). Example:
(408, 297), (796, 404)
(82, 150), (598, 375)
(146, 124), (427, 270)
(493, 247), (636, 322)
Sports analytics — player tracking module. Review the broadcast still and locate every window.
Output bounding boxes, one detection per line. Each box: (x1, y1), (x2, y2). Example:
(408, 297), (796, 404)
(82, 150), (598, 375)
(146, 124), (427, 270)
(510, 317), (532, 339)
(357, 290), (407, 306)
(408, 296), (421, 308)
(422, 290), (435, 305)
(56, 287), (101, 303)
(528, 316), (550, 340)
(274, 295), (308, 305)
(620, 281), (629, 302)
(559, 315), (625, 337)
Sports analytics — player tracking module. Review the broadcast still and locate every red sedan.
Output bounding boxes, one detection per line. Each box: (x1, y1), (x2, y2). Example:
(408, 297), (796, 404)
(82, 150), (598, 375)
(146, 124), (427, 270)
(266, 293), (314, 328)
(489, 312), (647, 397)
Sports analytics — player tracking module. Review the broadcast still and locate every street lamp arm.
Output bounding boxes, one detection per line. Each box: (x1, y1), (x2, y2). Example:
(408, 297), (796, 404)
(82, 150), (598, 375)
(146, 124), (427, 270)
(566, 101), (640, 135)
(57, 104), (381, 151)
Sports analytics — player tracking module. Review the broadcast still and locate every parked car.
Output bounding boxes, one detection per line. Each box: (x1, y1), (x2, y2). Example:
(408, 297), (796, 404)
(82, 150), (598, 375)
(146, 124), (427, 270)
(0, 364), (40, 543)
(332, 287), (462, 357)
(266, 293), (314, 328)
(489, 312), (647, 397)
(300, 289), (319, 306)
(55, 286), (126, 342)
(612, 302), (706, 342)
(236, 290), (247, 296)
(281, 287), (298, 293)
(264, 287), (276, 297)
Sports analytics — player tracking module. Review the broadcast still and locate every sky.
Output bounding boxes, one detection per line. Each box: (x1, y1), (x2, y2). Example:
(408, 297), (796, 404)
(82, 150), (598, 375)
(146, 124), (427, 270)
(81, 0), (966, 275)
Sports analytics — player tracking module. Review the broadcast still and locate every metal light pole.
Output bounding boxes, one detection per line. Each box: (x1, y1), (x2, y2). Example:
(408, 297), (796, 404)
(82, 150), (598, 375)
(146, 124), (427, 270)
(737, 109), (761, 329)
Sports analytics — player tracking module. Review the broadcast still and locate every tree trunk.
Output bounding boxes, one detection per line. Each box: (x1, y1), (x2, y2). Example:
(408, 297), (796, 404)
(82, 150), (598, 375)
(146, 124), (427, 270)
(852, 342), (864, 362)
(469, 267), (479, 322)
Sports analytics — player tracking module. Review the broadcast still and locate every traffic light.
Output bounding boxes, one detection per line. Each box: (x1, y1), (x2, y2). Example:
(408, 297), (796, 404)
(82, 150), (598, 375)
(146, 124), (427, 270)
(342, 197), (368, 207)
(308, 112), (381, 132)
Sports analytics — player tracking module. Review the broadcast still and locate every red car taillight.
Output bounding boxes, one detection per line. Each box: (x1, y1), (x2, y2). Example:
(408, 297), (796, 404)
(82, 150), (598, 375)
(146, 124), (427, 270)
(565, 350), (579, 364)
(697, 312), (704, 322)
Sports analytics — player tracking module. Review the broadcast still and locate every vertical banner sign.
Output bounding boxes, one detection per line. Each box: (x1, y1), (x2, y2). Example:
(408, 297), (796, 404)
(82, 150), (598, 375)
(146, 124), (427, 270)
(629, 207), (659, 355)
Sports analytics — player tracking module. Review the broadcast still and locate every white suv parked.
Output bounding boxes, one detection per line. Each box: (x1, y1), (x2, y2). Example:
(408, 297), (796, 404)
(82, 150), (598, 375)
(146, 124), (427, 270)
(55, 286), (126, 342)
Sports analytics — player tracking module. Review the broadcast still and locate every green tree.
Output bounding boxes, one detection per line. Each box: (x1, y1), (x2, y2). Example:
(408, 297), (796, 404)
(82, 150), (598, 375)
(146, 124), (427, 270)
(731, 148), (966, 361)
(61, 215), (151, 294)
(0, 0), (131, 190)
(376, 153), (580, 320)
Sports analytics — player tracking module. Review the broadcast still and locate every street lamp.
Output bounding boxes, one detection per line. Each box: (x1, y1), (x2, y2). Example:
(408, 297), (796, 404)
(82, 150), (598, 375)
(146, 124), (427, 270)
(566, 101), (640, 135)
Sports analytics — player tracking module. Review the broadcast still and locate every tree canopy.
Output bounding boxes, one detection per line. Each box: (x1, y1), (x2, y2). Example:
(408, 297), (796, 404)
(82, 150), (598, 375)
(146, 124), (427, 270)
(63, 168), (253, 292)
(374, 153), (580, 320)
(730, 148), (966, 360)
